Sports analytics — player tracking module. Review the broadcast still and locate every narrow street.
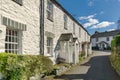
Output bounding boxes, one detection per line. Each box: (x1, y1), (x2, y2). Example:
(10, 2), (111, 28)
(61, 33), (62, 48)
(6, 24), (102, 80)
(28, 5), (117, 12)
(55, 51), (120, 80)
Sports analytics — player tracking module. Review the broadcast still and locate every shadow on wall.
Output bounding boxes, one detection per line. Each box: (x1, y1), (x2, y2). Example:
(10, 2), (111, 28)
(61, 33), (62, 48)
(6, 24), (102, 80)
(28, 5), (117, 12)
(55, 55), (120, 80)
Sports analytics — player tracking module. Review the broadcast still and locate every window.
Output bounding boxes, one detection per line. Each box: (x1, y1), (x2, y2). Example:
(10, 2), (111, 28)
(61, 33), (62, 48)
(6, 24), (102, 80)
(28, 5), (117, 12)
(85, 32), (86, 41)
(107, 37), (109, 41)
(47, 0), (53, 21)
(64, 14), (67, 30)
(73, 23), (75, 34)
(96, 38), (98, 42)
(5, 29), (19, 54)
(79, 28), (81, 37)
(47, 37), (53, 56)
(12, 0), (23, 6)
(96, 44), (98, 47)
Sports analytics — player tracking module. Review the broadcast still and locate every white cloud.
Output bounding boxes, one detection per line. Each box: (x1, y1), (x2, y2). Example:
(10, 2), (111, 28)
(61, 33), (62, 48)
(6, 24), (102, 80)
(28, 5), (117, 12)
(107, 28), (116, 31)
(79, 14), (115, 29)
(79, 14), (96, 20)
(79, 14), (98, 28)
(91, 21), (115, 29)
(84, 18), (99, 28)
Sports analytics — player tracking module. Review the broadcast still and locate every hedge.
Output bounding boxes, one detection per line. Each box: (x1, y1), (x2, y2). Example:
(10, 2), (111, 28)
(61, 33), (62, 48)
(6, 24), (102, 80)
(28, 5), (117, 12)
(110, 35), (120, 76)
(0, 53), (53, 80)
(111, 35), (120, 48)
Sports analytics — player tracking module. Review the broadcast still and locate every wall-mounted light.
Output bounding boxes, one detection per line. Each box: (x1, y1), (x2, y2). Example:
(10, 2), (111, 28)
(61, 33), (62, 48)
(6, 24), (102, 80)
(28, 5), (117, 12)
(0, 30), (2, 33)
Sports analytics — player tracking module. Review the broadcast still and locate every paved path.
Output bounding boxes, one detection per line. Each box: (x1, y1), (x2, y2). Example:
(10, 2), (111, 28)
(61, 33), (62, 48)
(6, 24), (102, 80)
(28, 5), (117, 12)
(55, 51), (120, 80)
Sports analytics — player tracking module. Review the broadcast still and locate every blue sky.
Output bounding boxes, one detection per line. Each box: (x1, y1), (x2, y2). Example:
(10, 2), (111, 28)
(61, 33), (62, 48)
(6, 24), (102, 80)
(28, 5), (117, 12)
(58, 0), (120, 35)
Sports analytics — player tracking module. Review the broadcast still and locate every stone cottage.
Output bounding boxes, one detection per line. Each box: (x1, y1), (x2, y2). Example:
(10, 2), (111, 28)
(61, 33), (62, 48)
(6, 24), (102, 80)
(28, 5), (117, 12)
(0, 0), (91, 64)
(43, 0), (91, 64)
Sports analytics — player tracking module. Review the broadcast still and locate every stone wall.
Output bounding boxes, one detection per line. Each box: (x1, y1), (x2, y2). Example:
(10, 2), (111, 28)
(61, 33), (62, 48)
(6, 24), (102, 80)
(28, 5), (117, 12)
(44, 0), (91, 63)
(0, 0), (40, 54)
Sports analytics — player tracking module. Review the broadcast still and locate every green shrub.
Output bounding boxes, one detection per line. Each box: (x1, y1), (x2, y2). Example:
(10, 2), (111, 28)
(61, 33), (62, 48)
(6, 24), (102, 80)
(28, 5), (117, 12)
(0, 53), (53, 80)
(92, 46), (99, 50)
(110, 35), (120, 75)
(80, 51), (85, 57)
(110, 53), (120, 73)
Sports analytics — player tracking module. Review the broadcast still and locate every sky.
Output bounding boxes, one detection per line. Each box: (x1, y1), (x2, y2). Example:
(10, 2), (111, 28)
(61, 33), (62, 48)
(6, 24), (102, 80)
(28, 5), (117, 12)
(57, 0), (120, 35)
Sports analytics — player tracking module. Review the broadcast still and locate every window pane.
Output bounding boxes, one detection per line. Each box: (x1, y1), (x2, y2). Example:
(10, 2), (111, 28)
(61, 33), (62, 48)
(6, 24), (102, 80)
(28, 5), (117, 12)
(47, 0), (53, 21)
(47, 37), (53, 55)
(5, 29), (19, 54)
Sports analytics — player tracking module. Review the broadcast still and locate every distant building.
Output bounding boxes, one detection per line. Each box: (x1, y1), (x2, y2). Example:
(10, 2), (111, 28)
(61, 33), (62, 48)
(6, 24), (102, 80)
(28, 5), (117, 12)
(91, 30), (120, 50)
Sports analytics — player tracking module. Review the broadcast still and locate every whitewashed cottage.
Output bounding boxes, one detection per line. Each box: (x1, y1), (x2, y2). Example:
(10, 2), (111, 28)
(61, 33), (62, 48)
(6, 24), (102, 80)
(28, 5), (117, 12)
(0, 0), (91, 64)
(91, 30), (120, 50)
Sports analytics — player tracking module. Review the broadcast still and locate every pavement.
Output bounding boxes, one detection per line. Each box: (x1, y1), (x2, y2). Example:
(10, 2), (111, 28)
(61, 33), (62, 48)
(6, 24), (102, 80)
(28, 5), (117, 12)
(54, 51), (120, 80)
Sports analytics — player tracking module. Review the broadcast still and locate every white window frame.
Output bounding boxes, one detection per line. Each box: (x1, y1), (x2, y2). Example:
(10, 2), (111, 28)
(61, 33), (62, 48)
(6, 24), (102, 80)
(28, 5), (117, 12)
(5, 29), (20, 54)
(47, 0), (53, 21)
(79, 28), (81, 37)
(73, 23), (75, 34)
(47, 37), (53, 56)
(64, 14), (67, 30)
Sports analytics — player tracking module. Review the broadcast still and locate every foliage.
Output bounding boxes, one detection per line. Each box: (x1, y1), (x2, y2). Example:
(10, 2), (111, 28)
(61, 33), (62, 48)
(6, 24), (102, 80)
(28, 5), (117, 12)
(92, 46), (99, 50)
(0, 53), (53, 80)
(80, 51), (85, 57)
(56, 63), (70, 68)
(111, 35), (120, 49)
(79, 51), (85, 63)
(110, 35), (120, 76)
(110, 53), (120, 74)
(106, 46), (111, 50)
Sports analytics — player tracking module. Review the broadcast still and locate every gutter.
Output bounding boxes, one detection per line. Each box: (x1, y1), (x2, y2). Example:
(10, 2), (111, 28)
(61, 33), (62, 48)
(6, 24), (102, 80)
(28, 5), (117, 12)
(40, 0), (44, 55)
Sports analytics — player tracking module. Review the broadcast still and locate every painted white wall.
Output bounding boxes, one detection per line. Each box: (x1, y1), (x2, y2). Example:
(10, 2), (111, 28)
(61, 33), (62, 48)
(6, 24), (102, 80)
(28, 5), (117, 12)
(92, 36), (113, 47)
(0, 0), (40, 54)
(44, 0), (91, 63)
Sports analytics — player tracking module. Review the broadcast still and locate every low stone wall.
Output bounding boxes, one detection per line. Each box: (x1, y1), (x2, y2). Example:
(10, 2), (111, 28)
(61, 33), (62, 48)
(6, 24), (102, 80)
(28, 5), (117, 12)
(56, 66), (71, 75)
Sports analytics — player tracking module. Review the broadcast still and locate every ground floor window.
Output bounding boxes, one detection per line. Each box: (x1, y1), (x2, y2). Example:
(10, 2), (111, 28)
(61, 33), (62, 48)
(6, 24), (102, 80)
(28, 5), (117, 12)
(47, 37), (53, 56)
(5, 29), (19, 54)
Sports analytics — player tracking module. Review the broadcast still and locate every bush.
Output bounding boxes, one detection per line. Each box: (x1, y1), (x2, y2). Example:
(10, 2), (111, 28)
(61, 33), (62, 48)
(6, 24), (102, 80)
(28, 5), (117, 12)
(80, 51), (85, 57)
(0, 53), (53, 80)
(106, 46), (111, 50)
(110, 53), (120, 74)
(92, 46), (99, 50)
(110, 35), (120, 76)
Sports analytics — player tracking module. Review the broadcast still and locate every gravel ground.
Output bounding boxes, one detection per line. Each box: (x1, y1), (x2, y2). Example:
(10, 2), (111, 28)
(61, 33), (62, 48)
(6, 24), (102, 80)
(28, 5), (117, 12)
(55, 51), (120, 80)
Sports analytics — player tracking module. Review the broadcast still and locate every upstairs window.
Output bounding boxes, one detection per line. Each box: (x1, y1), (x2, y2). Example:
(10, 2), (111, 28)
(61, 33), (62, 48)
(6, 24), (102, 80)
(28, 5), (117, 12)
(47, 0), (53, 21)
(73, 23), (75, 34)
(79, 28), (81, 37)
(64, 14), (67, 30)
(12, 0), (23, 6)
(107, 37), (109, 41)
(96, 37), (98, 42)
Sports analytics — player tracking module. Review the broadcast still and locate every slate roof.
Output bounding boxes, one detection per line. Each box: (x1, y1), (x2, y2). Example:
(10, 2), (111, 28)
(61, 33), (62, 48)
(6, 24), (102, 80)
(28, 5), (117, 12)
(91, 30), (120, 38)
(59, 33), (73, 41)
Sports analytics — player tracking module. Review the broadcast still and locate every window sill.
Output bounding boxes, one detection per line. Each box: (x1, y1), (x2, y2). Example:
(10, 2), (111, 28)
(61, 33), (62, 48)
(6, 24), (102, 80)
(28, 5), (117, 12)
(47, 18), (53, 22)
(64, 28), (68, 30)
(46, 53), (53, 57)
(12, 0), (23, 6)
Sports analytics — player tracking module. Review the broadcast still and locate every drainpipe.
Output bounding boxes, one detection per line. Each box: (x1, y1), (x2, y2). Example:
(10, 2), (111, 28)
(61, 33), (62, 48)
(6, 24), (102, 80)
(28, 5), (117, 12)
(40, 0), (44, 55)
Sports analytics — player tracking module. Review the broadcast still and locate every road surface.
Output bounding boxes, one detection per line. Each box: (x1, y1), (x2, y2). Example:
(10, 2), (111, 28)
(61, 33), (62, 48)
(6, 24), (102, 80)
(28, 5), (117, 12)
(55, 51), (120, 80)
